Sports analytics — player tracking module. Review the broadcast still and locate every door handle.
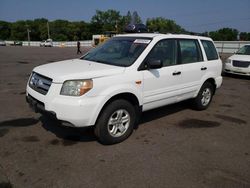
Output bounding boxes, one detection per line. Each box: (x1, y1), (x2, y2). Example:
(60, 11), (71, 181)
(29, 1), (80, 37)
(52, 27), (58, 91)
(201, 67), (207, 71)
(172, 71), (181, 76)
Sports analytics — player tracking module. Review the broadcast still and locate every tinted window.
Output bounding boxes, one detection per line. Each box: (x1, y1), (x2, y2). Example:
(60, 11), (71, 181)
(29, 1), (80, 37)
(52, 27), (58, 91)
(146, 39), (177, 67)
(179, 39), (203, 64)
(82, 37), (151, 67)
(201, 40), (219, 60)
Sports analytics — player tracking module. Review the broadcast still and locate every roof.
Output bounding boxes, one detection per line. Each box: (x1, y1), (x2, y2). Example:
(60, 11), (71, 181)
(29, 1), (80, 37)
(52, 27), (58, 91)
(115, 33), (212, 41)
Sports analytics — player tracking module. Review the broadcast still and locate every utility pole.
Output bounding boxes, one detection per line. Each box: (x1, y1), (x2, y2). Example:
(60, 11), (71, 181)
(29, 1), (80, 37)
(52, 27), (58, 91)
(47, 21), (50, 39)
(27, 29), (31, 46)
(115, 20), (118, 33)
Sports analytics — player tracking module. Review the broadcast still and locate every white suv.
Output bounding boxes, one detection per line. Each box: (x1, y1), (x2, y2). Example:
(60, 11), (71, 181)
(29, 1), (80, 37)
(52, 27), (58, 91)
(26, 33), (222, 144)
(223, 44), (250, 76)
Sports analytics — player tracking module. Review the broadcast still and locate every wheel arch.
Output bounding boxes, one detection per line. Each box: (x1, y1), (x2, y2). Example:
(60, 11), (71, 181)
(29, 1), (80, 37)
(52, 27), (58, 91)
(94, 92), (142, 125)
(204, 78), (216, 94)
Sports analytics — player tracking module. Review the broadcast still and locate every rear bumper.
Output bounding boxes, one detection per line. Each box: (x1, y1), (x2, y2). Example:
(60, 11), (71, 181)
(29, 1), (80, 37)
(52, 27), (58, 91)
(215, 76), (223, 89)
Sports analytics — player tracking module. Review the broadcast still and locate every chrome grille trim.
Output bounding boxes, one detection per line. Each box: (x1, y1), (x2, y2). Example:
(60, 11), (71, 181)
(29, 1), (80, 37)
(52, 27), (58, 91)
(232, 60), (250, 68)
(29, 72), (52, 95)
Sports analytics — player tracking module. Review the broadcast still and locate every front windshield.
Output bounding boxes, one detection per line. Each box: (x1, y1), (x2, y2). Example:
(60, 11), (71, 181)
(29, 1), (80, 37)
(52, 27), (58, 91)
(236, 45), (250, 55)
(81, 37), (151, 67)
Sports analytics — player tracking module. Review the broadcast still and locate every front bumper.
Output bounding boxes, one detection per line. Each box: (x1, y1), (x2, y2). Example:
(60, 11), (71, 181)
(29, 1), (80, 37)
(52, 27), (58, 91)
(26, 94), (57, 118)
(26, 83), (105, 127)
(224, 63), (250, 76)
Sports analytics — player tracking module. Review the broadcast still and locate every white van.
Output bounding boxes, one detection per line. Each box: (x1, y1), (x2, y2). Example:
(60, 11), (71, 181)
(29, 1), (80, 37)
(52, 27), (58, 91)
(26, 33), (222, 144)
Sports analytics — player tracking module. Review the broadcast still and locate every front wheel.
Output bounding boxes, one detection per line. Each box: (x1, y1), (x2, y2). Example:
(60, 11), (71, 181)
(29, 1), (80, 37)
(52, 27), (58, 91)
(94, 99), (136, 145)
(193, 82), (214, 110)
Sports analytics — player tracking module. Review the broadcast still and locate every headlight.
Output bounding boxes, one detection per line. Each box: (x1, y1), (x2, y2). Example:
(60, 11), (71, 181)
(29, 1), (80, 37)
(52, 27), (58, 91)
(60, 80), (93, 96)
(225, 59), (232, 64)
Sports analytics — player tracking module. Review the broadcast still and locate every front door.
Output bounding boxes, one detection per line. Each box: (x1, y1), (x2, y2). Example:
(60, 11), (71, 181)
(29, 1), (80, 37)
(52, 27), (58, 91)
(142, 39), (182, 111)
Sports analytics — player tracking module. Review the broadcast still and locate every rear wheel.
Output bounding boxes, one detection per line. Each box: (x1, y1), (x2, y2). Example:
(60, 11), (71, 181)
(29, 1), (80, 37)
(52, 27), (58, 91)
(193, 82), (214, 110)
(94, 99), (136, 145)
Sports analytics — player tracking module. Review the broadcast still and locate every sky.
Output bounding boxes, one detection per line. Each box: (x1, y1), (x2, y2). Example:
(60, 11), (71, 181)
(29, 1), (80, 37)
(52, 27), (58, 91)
(0, 0), (250, 33)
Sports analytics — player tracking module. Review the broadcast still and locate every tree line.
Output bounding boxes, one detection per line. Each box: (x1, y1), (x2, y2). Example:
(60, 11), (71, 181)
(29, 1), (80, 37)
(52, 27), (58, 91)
(0, 9), (249, 41)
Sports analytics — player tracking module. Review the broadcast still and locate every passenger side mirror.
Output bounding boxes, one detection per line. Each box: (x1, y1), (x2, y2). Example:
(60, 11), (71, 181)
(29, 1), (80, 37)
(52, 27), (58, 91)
(147, 59), (163, 69)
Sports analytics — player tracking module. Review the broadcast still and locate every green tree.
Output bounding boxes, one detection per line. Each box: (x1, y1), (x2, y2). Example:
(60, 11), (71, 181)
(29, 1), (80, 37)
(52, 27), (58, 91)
(91, 9), (122, 33)
(50, 20), (70, 41)
(33, 18), (49, 40)
(125, 11), (132, 24)
(26, 19), (41, 41)
(239, 32), (250, 41)
(201, 31), (209, 37)
(2, 13), (248, 42)
(131, 11), (142, 24)
(146, 17), (185, 33)
(10, 20), (27, 40)
(0, 21), (11, 39)
(209, 28), (239, 41)
(81, 22), (94, 40)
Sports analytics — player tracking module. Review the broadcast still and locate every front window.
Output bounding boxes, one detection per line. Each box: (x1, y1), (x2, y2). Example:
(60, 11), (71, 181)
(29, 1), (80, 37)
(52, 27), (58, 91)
(81, 37), (151, 67)
(236, 45), (250, 55)
(145, 39), (177, 67)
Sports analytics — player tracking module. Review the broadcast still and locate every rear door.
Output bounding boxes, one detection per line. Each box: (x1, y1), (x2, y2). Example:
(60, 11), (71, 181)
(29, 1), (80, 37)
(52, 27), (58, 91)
(175, 39), (205, 101)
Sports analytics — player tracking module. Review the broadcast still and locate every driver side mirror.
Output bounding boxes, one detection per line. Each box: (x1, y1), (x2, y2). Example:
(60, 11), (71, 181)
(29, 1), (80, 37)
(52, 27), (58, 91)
(147, 59), (163, 69)
(137, 59), (163, 71)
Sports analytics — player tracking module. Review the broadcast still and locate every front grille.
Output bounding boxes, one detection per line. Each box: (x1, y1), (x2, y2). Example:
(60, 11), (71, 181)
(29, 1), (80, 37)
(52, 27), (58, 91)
(29, 72), (52, 95)
(232, 60), (250, 68)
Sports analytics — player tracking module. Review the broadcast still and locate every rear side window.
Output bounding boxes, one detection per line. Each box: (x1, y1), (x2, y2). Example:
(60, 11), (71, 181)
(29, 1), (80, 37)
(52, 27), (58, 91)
(201, 40), (218, 61)
(178, 39), (203, 64)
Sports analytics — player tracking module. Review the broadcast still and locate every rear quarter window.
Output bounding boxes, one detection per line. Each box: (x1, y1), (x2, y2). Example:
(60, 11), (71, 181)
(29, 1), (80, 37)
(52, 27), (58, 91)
(201, 40), (219, 61)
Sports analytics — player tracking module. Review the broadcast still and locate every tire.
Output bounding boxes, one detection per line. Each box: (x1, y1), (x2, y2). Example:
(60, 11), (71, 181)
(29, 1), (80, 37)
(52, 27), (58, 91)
(193, 82), (214, 110)
(94, 99), (136, 145)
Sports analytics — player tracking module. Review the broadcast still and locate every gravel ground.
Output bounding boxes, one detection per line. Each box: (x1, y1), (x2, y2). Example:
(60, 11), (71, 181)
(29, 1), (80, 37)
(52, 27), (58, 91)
(0, 46), (249, 188)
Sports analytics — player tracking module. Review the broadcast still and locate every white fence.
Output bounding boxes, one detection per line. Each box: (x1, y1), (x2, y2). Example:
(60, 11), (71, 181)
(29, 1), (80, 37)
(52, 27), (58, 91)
(214, 41), (250, 53)
(5, 40), (92, 47)
(4, 40), (250, 53)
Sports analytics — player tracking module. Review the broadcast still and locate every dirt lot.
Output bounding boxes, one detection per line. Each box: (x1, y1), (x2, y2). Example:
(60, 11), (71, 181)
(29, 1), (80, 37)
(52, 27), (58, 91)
(0, 46), (250, 188)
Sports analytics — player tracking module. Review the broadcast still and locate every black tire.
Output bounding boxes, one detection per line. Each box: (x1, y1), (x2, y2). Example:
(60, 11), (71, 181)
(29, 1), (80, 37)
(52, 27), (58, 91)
(94, 99), (136, 145)
(192, 82), (214, 110)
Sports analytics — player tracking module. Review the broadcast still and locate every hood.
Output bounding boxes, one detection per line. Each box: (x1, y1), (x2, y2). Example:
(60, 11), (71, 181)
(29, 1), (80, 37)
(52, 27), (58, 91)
(229, 54), (250, 62)
(33, 59), (125, 83)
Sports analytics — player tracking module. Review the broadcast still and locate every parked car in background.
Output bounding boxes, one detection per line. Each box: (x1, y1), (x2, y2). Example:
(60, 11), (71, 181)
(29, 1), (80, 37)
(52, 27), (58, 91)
(0, 40), (6, 46)
(223, 44), (250, 76)
(40, 39), (53, 47)
(14, 41), (23, 46)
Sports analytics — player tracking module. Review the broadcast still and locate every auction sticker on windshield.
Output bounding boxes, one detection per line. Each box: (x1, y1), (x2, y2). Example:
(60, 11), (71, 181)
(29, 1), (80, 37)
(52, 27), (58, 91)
(134, 39), (151, 44)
